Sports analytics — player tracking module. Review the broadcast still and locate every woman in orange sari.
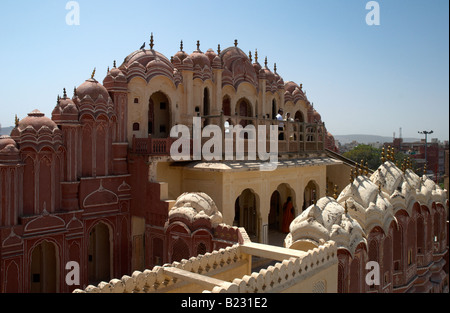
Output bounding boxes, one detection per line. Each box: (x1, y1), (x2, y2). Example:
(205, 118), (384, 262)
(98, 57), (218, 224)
(282, 197), (294, 233)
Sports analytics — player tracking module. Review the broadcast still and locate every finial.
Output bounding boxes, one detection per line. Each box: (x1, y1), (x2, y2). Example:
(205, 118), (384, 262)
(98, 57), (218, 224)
(113, 60), (116, 68)
(170, 56), (174, 63)
(355, 163), (359, 177)
(248, 51), (252, 62)
(234, 39), (238, 47)
(379, 182), (382, 193)
(180, 40), (184, 51)
(107, 66), (110, 74)
(63, 88), (67, 99)
(274, 63), (277, 73)
(360, 160), (365, 175)
(196, 40), (200, 51)
(386, 146), (391, 161)
(15, 114), (19, 127)
(423, 164), (427, 176)
(264, 56), (268, 67)
(91, 68), (96, 79)
(150, 33), (154, 50)
(350, 168), (355, 183)
(73, 86), (77, 97)
(333, 185), (338, 200)
(217, 44), (221, 54)
(300, 84), (303, 90)
(381, 147), (386, 163)
(364, 162), (369, 176)
(254, 49), (258, 63)
(344, 201), (348, 214)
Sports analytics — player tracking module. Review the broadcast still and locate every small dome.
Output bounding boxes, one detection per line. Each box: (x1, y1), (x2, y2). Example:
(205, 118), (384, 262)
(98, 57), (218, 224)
(0, 135), (18, 153)
(205, 48), (217, 65)
(76, 78), (110, 103)
(189, 50), (211, 69)
(253, 61), (262, 74)
(169, 192), (223, 227)
(18, 110), (58, 132)
(174, 50), (189, 63)
(52, 93), (79, 122)
(285, 81), (299, 93)
(313, 110), (321, 122)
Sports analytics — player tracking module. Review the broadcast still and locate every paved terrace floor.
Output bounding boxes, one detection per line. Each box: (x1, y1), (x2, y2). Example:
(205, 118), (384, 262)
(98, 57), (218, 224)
(252, 230), (289, 272)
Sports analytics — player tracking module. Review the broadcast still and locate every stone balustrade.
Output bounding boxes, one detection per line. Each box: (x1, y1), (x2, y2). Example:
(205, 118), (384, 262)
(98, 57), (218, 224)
(74, 240), (338, 293)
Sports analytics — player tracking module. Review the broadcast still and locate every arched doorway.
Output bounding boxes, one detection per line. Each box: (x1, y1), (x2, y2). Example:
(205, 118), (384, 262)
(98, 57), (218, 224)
(30, 240), (58, 293)
(294, 110), (304, 122)
(234, 189), (259, 241)
(148, 91), (170, 138)
(203, 88), (210, 126)
(272, 100), (277, 120)
(269, 184), (296, 245)
(303, 180), (319, 211)
(269, 191), (281, 231)
(236, 98), (252, 128)
(88, 222), (112, 285)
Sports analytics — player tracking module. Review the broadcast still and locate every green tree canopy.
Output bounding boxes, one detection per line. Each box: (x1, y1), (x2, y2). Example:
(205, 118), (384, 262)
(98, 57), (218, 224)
(343, 144), (417, 172)
(343, 145), (382, 170)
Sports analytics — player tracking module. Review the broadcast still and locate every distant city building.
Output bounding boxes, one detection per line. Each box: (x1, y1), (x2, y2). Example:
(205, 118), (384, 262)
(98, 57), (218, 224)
(385, 136), (449, 181)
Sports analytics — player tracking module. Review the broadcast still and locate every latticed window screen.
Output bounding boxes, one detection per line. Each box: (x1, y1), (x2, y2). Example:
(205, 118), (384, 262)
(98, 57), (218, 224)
(172, 239), (190, 262)
(196, 242), (207, 256)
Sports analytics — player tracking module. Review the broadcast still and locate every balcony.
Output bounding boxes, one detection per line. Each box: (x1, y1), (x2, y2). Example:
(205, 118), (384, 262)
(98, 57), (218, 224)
(130, 113), (326, 157)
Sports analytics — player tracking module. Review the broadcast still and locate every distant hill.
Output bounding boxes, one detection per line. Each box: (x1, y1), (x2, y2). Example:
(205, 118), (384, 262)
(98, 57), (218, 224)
(334, 134), (420, 145)
(0, 126), (14, 136)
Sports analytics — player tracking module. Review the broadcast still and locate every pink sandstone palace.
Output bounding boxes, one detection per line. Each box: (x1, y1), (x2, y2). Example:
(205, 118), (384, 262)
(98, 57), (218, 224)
(0, 36), (448, 293)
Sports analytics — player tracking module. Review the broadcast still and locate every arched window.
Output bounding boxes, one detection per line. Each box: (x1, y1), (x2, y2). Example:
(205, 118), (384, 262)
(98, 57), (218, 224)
(172, 238), (190, 262)
(149, 92), (170, 138)
(30, 241), (58, 293)
(272, 99), (277, 120)
(88, 223), (111, 284)
(197, 242), (207, 256)
(203, 88), (210, 116)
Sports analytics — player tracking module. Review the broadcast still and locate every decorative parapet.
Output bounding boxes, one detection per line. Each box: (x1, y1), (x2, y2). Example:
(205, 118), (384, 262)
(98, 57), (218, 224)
(74, 244), (247, 293)
(207, 241), (338, 293)
(74, 240), (338, 293)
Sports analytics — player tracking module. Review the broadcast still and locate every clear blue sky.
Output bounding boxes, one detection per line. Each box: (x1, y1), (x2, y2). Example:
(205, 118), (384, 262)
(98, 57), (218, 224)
(0, 0), (448, 141)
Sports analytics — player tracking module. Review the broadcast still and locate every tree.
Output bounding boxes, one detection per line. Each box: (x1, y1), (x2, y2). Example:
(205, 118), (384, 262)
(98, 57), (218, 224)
(343, 145), (381, 170)
(343, 144), (417, 173)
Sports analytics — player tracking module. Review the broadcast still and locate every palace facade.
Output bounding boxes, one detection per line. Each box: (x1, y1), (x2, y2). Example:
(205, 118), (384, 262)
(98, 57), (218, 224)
(0, 35), (447, 293)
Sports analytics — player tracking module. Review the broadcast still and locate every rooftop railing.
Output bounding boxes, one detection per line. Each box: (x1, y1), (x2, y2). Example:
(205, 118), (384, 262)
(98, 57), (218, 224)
(131, 113), (325, 157)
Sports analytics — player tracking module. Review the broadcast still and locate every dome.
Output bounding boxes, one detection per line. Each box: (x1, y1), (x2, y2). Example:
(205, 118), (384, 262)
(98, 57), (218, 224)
(312, 110), (321, 122)
(0, 135), (18, 153)
(122, 49), (172, 69)
(285, 197), (367, 256)
(169, 192), (223, 227)
(174, 50), (189, 63)
(189, 50), (211, 69)
(76, 78), (110, 103)
(17, 110), (58, 132)
(103, 66), (128, 90)
(220, 45), (258, 89)
(121, 48), (176, 84)
(52, 92), (79, 123)
(205, 48), (218, 65)
(285, 81), (299, 93)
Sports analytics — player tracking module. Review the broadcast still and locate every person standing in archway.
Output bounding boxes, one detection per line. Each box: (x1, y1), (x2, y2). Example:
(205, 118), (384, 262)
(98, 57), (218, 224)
(282, 197), (294, 233)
